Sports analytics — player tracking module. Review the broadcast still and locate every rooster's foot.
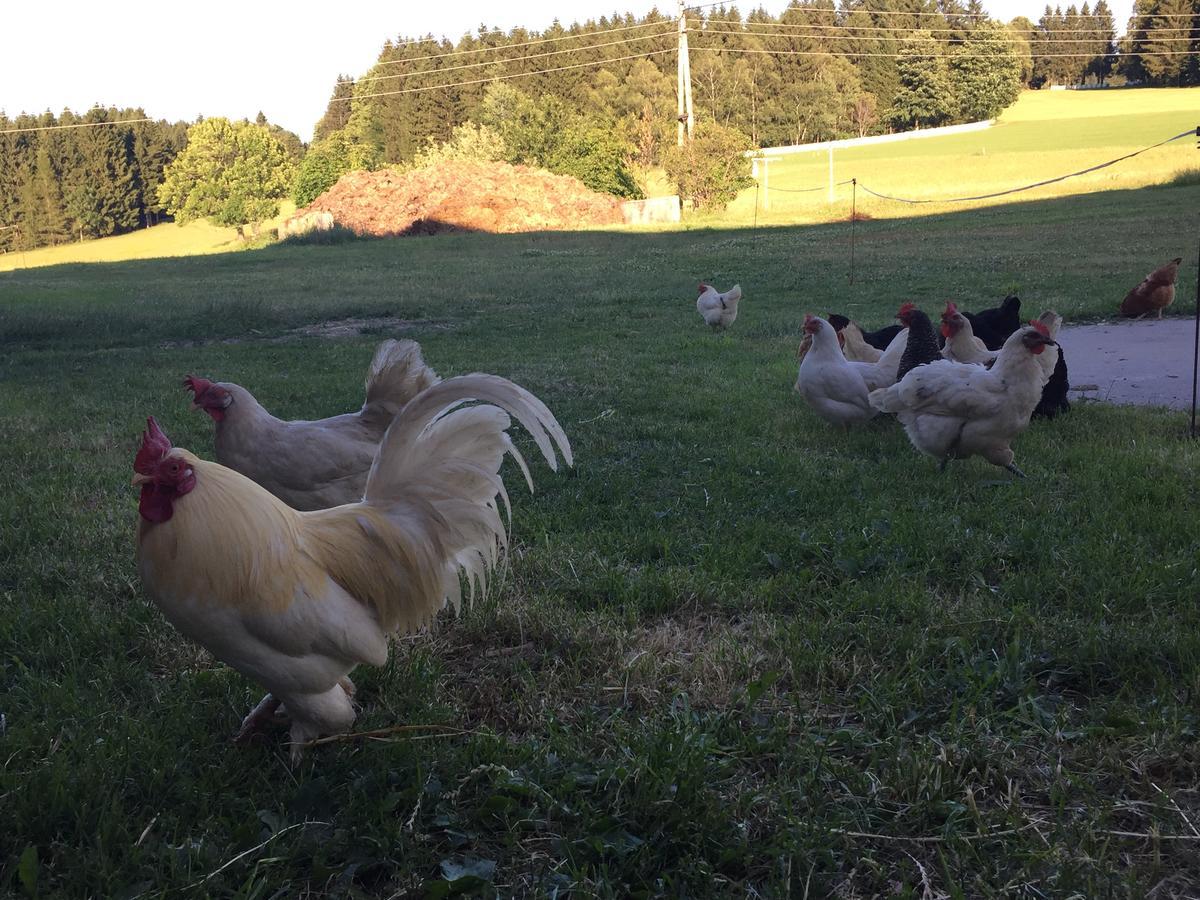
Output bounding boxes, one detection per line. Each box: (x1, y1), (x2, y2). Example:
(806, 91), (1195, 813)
(1004, 463), (1027, 479)
(234, 693), (285, 745)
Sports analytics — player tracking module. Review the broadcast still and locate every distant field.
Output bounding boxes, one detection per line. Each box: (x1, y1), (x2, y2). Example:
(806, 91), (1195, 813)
(0, 202), (296, 273)
(718, 87), (1200, 227)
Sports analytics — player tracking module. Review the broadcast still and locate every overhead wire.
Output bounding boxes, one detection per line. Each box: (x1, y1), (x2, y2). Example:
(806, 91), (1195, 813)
(686, 0), (1197, 17)
(349, 29), (675, 86)
(334, 48), (675, 102)
(356, 19), (672, 72)
(0, 117), (152, 135)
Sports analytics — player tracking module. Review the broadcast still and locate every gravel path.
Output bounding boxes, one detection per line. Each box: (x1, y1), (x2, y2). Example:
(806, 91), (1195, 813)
(1058, 318), (1198, 410)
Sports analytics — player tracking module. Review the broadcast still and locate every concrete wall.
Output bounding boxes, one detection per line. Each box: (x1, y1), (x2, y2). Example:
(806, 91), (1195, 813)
(621, 196), (681, 225)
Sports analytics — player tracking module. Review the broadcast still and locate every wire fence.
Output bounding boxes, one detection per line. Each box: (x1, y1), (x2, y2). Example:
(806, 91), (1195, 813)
(762, 127), (1195, 205)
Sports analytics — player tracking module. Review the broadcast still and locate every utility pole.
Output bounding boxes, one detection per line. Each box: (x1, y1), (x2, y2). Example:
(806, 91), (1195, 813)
(676, 0), (686, 147)
(677, 0), (694, 144)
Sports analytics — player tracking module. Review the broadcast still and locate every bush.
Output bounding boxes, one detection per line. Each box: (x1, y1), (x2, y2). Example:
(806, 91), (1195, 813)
(662, 123), (754, 211)
(278, 223), (362, 246)
(548, 125), (644, 199)
(293, 133), (353, 207)
(411, 122), (506, 169)
(479, 84), (643, 199)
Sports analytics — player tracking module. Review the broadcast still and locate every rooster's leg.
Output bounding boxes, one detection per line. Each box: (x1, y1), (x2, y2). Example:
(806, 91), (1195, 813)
(1004, 463), (1027, 478)
(938, 457), (950, 473)
(233, 693), (284, 745)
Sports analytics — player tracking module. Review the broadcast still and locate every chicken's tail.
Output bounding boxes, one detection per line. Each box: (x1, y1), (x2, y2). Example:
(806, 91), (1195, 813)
(868, 384), (904, 414)
(307, 375), (572, 635)
(360, 339), (442, 428)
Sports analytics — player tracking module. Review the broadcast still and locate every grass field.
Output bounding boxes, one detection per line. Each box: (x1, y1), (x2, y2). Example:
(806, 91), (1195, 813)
(0, 203), (296, 274)
(722, 87), (1200, 227)
(3, 179), (1200, 897)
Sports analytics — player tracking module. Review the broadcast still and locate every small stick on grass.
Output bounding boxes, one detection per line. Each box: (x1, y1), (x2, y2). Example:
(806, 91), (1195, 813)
(302, 723), (484, 748)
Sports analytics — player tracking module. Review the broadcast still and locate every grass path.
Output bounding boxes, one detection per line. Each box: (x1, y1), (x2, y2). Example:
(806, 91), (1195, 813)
(2, 182), (1200, 897)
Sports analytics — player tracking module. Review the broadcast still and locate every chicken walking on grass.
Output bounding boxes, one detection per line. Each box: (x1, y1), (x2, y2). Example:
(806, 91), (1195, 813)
(795, 314), (898, 426)
(133, 375), (572, 763)
(696, 283), (743, 331)
(184, 339), (440, 510)
(869, 321), (1057, 477)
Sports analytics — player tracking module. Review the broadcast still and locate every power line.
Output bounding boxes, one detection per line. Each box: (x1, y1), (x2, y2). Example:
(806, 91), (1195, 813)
(334, 48), (674, 102)
(694, 43), (1198, 59)
(348, 29), (674, 86)
(693, 20), (1197, 37)
(696, 26), (1152, 45)
(0, 117), (152, 136)
(687, 1), (1198, 18)
(356, 19), (671, 73)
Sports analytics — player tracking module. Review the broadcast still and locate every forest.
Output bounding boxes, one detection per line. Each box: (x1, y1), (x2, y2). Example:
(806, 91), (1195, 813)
(2, 0), (1196, 252)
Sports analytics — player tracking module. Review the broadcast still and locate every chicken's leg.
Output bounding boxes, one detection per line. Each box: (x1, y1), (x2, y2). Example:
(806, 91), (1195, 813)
(234, 693), (284, 744)
(1004, 463), (1027, 478)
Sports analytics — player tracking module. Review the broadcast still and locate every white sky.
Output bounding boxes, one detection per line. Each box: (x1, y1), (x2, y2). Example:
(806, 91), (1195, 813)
(4, 0), (1133, 141)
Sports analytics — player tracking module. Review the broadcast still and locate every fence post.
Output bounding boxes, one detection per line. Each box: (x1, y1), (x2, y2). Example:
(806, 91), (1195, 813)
(827, 147), (834, 205)
(849, 178), (857, 285)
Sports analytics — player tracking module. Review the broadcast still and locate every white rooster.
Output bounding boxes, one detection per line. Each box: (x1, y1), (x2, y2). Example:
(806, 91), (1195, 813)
(134, 375), (571, 763)
(868, 321), (1057, 477)
(696, 283), (743, 331)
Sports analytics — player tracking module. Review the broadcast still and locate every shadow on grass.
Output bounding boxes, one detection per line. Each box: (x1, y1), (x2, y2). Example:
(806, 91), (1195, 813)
(1, 180), (1196, 352)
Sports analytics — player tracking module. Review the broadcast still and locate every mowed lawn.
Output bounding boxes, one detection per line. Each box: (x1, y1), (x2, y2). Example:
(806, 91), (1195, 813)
(2, 181), (1200, 897)
(726, 87), (1200, 226)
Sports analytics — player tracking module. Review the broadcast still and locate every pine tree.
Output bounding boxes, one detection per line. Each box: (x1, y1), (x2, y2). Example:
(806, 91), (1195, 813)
(889, 31), (956, 129)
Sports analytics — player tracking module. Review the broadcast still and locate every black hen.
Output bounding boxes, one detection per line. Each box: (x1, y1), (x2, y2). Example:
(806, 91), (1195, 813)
(962, 295), (1022, 351)
(895, 304), (941, 382)
(1032, 311), (1070, 419)
(828, 313), (903, 350)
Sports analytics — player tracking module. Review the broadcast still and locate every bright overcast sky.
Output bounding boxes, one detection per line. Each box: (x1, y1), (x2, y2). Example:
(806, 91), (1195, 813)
(5, 0), (1133, 141)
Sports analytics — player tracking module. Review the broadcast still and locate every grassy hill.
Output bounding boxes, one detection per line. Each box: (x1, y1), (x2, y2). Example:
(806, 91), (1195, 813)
(0, 202), (295, 274)
(717, 87), (1199, 227)
(3, 177), (1200, 896)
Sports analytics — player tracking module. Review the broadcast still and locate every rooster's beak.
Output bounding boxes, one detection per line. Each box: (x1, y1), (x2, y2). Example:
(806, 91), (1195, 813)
(131, 473), (153, 486)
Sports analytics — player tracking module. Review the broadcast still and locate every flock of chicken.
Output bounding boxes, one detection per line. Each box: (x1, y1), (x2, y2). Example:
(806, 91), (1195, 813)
(697, 254), (1181, 478)
(128, 258), (1180, 762)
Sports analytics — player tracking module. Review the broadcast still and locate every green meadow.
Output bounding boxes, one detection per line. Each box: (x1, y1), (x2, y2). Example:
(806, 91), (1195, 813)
(3, 172), (1200, 895)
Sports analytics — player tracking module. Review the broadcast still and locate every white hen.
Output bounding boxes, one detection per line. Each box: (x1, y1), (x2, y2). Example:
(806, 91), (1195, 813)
(868, 322), (1057, 476)
(696, 283), (743, 330)
(794, 315), (878, 426)
(940, 302), (997, 366)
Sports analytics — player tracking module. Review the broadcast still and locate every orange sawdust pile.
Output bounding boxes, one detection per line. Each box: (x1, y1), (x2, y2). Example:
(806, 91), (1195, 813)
(297, 160), (625, 236)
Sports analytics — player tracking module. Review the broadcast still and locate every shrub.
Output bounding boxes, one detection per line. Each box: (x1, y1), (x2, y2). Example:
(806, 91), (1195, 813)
(662, 123), (754, 211)
(547, 125), (644, 199)
(293, 133), (353, 207)
(411, 122), (506, 169)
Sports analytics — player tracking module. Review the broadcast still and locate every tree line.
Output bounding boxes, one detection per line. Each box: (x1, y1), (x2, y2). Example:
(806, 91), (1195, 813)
(3, 0), (1195, 251)
(0, 109), (187, 252)
(0, 109), (301, 253)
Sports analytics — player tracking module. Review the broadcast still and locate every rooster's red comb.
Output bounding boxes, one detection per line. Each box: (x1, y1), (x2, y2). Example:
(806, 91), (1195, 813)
(897, 302), (917, 317)
(183, 375), (213, 397)
(943, 301), (958, 316)
(697, 282), (710, 294)
(134, 416), (172, 475)
(1029, 318), (1050, 338)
